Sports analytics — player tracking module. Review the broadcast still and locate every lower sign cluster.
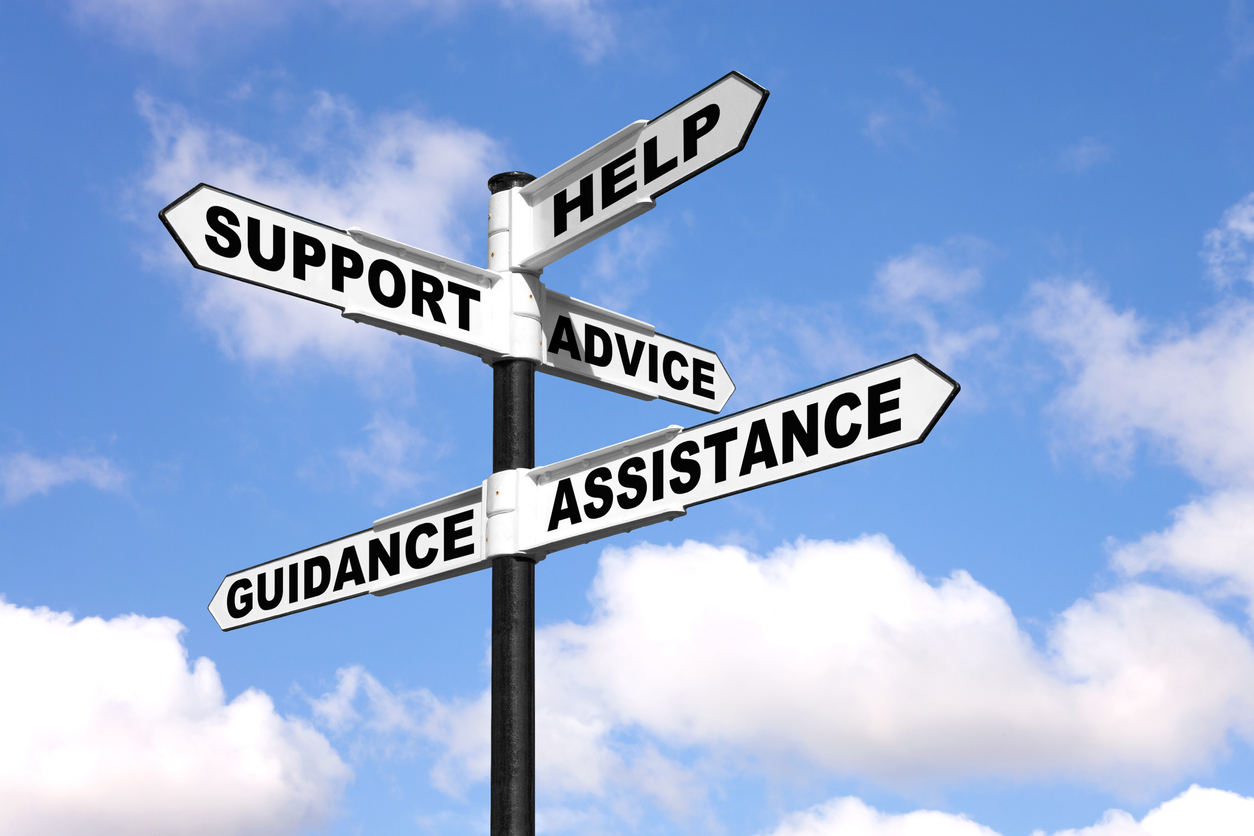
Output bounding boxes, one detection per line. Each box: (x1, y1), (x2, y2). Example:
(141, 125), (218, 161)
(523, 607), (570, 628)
(208, 355), (958, 630)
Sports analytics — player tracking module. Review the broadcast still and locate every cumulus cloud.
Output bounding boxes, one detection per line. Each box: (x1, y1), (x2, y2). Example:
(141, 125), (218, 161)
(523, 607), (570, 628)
(1202, 191), (1254, 287)
(316, 536), (1254, 803)
(759, 785), (1254, 836)
(140, 91), (498, 377)
(1058, 137), (1113, 173)
(68, 0), (614, 62)
(1, 451), (126, 504)
(337, 412), (436, 501)
(0, 598), (349, 836)
(1029, 281), (1254, 484)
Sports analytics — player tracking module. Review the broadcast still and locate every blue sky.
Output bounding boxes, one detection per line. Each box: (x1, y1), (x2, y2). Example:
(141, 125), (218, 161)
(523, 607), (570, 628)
(4, 1), (1254, 834)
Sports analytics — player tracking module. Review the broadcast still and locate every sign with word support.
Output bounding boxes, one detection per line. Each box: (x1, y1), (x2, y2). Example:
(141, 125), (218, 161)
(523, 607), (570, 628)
(542, 289), (734, 412)
(208, 487), (484, 630)
(513, 72), (769, 271)
(161, 184), (509, 361)
(523, 355), (958, 554)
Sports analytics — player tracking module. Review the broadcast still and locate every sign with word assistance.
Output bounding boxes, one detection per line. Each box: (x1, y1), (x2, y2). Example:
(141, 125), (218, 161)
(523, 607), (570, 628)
(512, 72), (769, 271)
(523, 355), (958, 554)
(208, 487), (483, 630)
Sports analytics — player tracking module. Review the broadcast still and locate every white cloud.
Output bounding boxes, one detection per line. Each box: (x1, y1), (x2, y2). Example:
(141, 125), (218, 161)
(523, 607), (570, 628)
(759, 785), (1254, 836)
(69, 0), (613, 62)
(1058, 137), (1113, 173)
(1, 451), (126, 504)
(1029, 281), (1254, 485)
(320, 536), (1254, 802)
(140, 92), (499, 377)
(863, 69), (950, 148)
(0, 598), (349, 836)
(1202, 191), (1254, 287)
(580, 221), (668, 313)
(338, 412), (436, 501)
(873, 237), (1000, 370)
(1112, 488), (1254, 613)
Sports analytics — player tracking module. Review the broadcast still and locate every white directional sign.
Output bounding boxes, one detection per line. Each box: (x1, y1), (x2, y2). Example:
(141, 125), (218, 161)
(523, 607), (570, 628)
(518, 355), (958, 554)
(161, 184), (511, 361)
(162, 184), (734, 411)
(208, 356), (956, 630)
(542, 290), (734, 411)
(510, 72), (769, 271)
(208, 486), (484, 630)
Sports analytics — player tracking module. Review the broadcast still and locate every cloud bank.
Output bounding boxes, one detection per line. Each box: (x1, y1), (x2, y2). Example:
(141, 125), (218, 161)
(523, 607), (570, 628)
(0, 599), (349, 836)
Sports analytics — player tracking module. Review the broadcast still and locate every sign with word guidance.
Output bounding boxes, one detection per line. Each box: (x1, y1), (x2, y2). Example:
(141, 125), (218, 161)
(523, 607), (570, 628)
(208, 487), (483, 630)
(525, 355), (958, 554)
(161, 184), (507, 361)
(513, 72), (769, 271)
(543, 290), (734, 412)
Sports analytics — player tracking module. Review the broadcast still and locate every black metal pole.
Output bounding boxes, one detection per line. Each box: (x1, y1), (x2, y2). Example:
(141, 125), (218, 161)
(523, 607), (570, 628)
(488, 171), (537, 836)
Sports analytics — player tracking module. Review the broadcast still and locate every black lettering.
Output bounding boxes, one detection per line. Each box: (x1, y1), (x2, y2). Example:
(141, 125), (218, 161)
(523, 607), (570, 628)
(412, 271), (447, 323)
(205, 206), (241, 258)
(444, 510), (474, 560)
(825, 392), (862, 449)
(682, 104), (720, 162)
(602, 149), (637, 208)
(643, 136), (678, 185)
(585, 324), (612, 367)
(446, 283), (480, 331)
(331, 244), (363, 292)
(782, 404), (819, 463)
(617, 456), (647, 509)
(739, 419), (779, 476)
(704, 428), (738, 483)
(652, 449), (664, 501)
(553, 174), (594, 236)
(227, 578), (252, 618)
(333, 546), (366, 592)
(257, 567), (283, 611)
(304, 556), (331, 598)
(369, 532), (401, 581)
(368, 259), (405, 309)
(583, 467), (613, 519)
(669, 440), (700, 493)
(247, 216), (285, 271)
(406, 523), (438, 569)
(291, 231), (325, 280)
(692, 359), (716, 399)
(663, 351), (689, 390)
(617, 334), (645, 376)
(549, 315), (581, 361)
(288, 563), (298, 604)
(547, 478), (582, 531)
(868, 378), (902, 439)
(648, 344), (659, 382)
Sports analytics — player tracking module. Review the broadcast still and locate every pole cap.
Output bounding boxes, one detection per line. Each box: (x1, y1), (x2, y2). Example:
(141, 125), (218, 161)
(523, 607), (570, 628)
(488, 171), (536, 193)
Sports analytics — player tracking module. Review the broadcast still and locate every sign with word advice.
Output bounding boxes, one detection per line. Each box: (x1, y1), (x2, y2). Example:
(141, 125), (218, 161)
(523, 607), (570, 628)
(512, 72), (769, 271)
(209, 356), (955, 629)
(161, 184), (734, 411)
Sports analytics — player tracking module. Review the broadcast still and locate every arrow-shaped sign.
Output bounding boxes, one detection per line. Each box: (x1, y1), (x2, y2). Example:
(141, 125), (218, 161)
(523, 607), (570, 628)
(509, 72), (769, 271)
(161, 183), (734, 411)
(208, 356), (956, 631)
(519, 354), (958, 554)
(208, 486), (485, 631)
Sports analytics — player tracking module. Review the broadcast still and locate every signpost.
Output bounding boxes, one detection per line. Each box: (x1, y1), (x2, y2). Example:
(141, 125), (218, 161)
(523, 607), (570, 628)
(161, 71), (959, 836)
